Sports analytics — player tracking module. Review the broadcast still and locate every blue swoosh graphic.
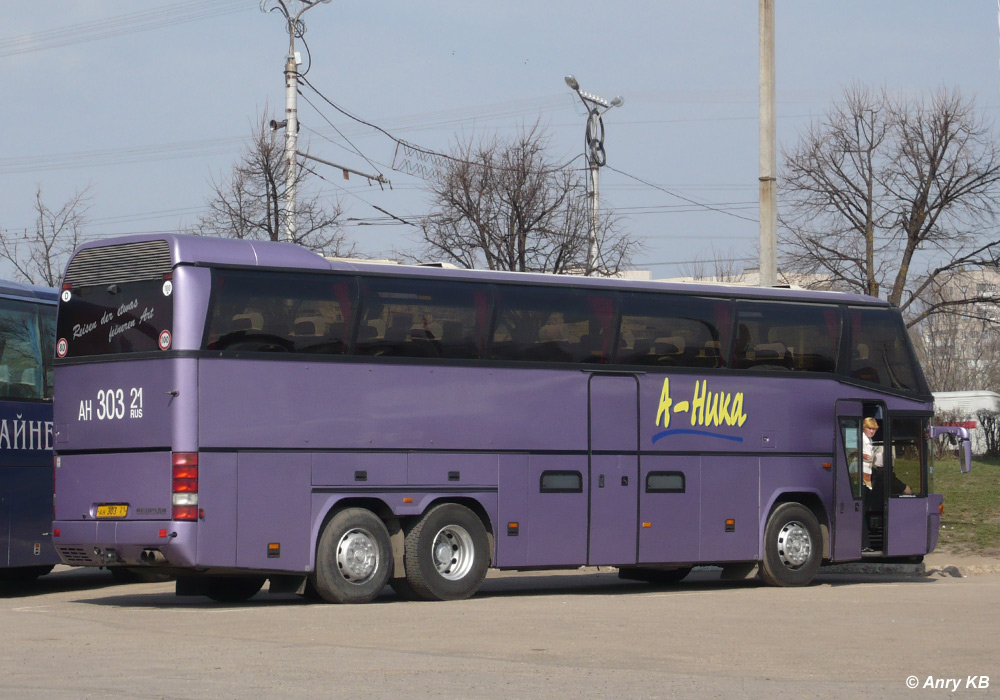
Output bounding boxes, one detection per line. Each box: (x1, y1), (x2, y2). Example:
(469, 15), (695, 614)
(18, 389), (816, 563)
(652, 429), (744, 443)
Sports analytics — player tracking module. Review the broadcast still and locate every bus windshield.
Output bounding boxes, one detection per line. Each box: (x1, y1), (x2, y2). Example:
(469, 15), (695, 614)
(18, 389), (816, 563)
(0, 296), (54, 400)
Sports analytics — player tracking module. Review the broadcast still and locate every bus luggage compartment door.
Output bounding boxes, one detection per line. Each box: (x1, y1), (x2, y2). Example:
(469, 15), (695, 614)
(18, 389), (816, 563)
(587, 374), (639, 567)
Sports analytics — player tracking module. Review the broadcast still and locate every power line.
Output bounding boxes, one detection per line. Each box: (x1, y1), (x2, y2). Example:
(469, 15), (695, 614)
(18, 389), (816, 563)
(605, 164), (760, 224)
(638, 255), (757, 268)
(297, 75), (580, 175)
(297, 90), (385, 180)
(0, 136), (244, 174)
(0, 0), (256, 59)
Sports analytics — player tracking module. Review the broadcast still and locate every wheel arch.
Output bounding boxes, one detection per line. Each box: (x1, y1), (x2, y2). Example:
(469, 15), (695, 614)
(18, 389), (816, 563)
(761, 491), (830, 561)
(406, 496), (496, 564)
(310, 494), (495, 579)
(310, 495), (398, 569)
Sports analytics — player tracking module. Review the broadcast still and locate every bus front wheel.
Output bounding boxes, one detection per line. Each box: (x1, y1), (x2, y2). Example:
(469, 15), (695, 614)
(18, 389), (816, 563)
(403, 503), (490, 601)
(313, 508), (392, 604)
(759, 503), (822, 587)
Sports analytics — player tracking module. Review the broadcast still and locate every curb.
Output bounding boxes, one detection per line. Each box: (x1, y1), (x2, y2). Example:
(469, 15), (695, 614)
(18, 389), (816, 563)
(821, 561), (932, 577)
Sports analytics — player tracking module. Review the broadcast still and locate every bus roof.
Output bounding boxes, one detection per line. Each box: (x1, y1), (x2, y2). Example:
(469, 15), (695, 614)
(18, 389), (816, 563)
(67, 233), (889, 307)
(0, 278), (57, 303)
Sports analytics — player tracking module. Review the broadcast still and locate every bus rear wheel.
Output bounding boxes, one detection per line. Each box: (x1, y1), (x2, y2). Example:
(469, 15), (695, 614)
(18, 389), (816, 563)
(402, 503), (490, 601)
(759, 503), (822, 587)
(313, 508), (392, 604)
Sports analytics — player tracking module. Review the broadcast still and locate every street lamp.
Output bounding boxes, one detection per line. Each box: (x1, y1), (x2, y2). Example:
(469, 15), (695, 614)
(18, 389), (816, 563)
(263, 0), (333, 242)
(564, 75), (623, 275)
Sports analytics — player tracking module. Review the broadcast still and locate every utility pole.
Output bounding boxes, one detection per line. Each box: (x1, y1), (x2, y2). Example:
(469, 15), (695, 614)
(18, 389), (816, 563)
(265, 0), (332, 242)
(565, 75), (623, 276)
(283, 44), (300, 243)
(759, 0), (778, 287)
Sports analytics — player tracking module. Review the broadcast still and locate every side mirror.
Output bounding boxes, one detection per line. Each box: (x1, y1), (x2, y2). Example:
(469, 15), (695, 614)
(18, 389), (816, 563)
(930, 426), (972, 473)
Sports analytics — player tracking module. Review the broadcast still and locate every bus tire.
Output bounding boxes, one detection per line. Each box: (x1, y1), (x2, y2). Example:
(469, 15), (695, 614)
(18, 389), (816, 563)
(313, 508), (392, 604)
(758, 503), (822, 587)
(403, 503), (490, 601)
(204, 575), (266, 602)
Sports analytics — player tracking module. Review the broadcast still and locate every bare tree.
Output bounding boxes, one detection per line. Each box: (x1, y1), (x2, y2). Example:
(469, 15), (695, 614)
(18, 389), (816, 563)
(780, 85), (1000, 326)
(678, 246), (752, 283)
(909, 268), (1000, 391)
(912, 310), (1000, 391)
(0, 184), (91, 286)
(418, 123), (639, 275)
(193, 111), (355, 257)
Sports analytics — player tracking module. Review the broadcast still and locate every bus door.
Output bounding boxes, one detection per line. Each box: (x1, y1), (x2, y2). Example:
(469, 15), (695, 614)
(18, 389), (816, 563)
(587, 374), (640, 566)
(832, 400), (864, 560)
(883, 415), (931, 556)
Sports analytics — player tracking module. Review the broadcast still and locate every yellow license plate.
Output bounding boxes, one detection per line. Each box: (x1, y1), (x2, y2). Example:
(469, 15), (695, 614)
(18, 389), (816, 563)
(96, 504), (128, 519)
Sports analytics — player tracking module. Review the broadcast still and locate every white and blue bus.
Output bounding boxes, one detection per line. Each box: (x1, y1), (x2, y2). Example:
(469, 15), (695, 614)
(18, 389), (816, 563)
(0, 278), (57, 582)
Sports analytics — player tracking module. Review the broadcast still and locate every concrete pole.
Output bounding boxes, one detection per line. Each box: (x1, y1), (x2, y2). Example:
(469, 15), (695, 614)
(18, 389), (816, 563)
(588, 161), (600, 276)
(283, 40), (299, 242)
(759, 0), (778, 287)
(587, 111), (601, 276)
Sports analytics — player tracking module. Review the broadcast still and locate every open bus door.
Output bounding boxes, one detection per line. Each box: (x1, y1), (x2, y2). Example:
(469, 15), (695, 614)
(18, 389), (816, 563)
(883, 415), (936, 556)
(832, 400), (864, 561)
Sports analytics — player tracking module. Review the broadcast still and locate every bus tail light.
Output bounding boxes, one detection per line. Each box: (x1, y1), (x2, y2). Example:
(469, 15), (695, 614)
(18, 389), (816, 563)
(172, 452), (199, 521)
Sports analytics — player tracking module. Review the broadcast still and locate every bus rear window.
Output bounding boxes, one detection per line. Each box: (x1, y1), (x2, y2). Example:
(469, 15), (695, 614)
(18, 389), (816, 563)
(56, 279), (173, 358)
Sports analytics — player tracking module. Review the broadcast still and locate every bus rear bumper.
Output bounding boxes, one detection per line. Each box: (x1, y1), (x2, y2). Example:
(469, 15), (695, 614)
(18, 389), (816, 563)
(52, 520), (197, 568)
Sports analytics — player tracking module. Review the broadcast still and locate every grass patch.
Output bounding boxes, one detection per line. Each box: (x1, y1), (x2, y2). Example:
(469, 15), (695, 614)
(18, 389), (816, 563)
(933, 455), (1000, 556)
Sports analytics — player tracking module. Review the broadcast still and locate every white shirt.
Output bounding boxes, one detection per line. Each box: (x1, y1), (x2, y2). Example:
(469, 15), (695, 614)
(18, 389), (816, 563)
(862, 432), (882, 488)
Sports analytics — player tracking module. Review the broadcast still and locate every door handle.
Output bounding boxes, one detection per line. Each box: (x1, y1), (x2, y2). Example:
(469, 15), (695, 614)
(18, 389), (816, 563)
(599, 474), (605, 488)
(621, 476), (629, 486)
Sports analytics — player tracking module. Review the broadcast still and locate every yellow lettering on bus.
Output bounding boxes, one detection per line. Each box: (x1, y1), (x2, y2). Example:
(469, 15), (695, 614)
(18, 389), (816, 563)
(655, 378), (672, 428)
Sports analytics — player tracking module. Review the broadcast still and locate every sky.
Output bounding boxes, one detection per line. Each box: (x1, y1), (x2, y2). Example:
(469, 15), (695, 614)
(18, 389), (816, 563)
(2, 1), (1000, 282)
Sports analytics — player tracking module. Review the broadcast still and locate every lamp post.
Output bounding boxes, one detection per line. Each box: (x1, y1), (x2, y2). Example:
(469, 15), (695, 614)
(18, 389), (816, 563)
(565, 75), (623, 276)
(265, 0), (332, 242)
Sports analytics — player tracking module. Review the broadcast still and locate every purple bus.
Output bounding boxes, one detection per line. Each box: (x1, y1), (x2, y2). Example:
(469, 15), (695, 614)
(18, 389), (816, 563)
(50, 234), (969, 602)
(0, 279), (58, 582)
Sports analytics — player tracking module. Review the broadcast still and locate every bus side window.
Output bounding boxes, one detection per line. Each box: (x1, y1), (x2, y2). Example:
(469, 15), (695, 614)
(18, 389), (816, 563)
(616, 293), (730, 368)
(487, 286), (614, 364)
(734, 301), (839, 374)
